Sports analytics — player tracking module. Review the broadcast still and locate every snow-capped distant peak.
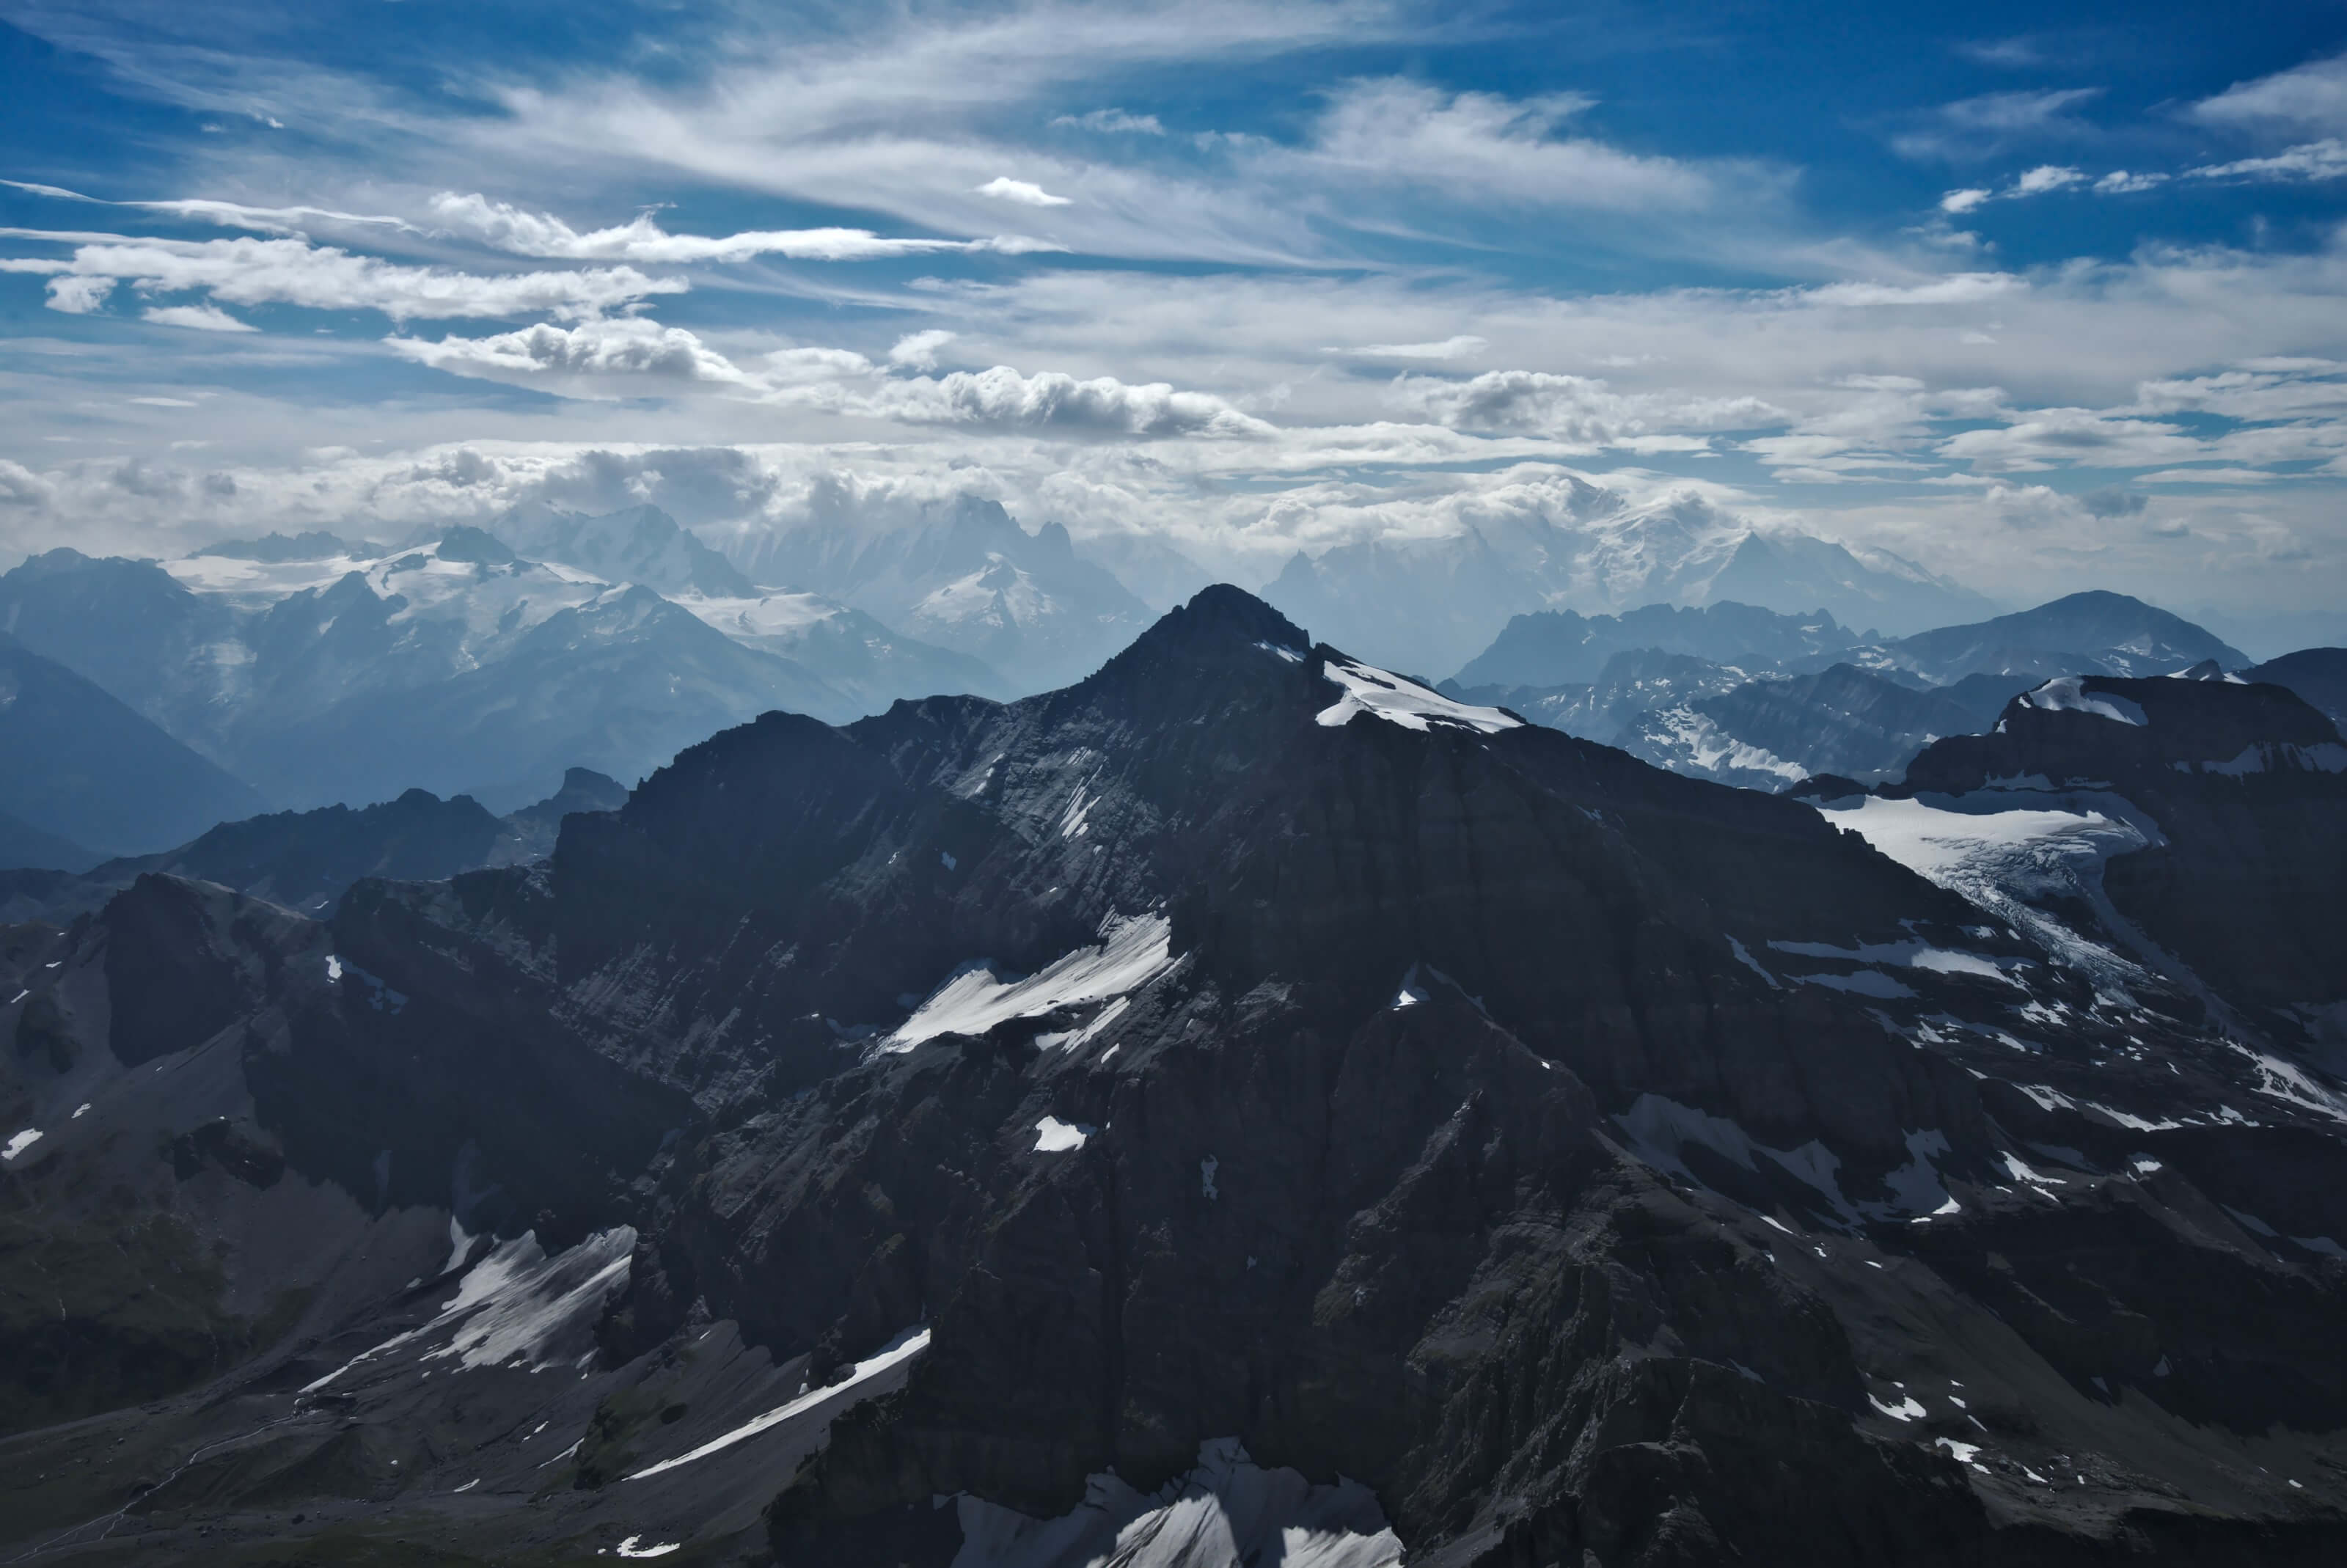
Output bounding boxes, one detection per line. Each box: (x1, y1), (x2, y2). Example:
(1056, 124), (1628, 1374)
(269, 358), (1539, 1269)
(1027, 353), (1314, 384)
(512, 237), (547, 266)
(1317, 659), (1522, 735)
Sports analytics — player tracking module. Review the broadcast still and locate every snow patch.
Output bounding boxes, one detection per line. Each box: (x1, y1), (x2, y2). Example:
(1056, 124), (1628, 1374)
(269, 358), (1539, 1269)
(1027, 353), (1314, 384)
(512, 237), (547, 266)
(1254, 640), (1306, 664)
(887, 913), (1175, 1050)
(1615, 1095), (1857, 1220)
(2022, 677), (2145, 726)
(1793, 968), (1916, 999)
(615, 1536), (682, 1558)
(2183, 741), (2347, 777)
(950, 1436), (1402, 1568)
(1727, 937), (1779, 988)
(1770, 937), (2023, 987)
(1316, 659), (1520, 736)
(627, 1325), (931, 1481)
(301, 1227), (634, 1392)
(1869, 1393), (1926, 1421)
(1, 1128), (40, 1161)
(1865, 1130), (1955, 1220)
(1034, 1116), (1092, 1153)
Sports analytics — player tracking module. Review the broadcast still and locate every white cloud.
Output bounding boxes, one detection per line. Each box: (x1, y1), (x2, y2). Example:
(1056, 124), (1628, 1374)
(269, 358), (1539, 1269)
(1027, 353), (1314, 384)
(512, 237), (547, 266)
(975, 177), (1074, 207)
(1801, 273), (2025, 307)
(0, 458), (56, 509)
(2094, 170), (2168, 194)
(1938, 408), (2206, 472)
(2012, 164), (2085, 196)
(2191, 52), (2347, 137)
(1339, 336), (1487, 359)
(2189, 138), (2347, 184)
(1892, 88), (2103, 161)
(44, 275), (114, 313)
(425, 192), (1051, 262)
(1393, 369), (1784, 446)
(9, 232), (684, 322)
(1297, 78), (1710, 210)
(865, 365), (1271, 437)
(2135, 467), (2279, 484)
(385, 318), (761, 392)
(1052, 108), (1165, 134)
(888, 329), (956, 370)
(143, 302), (257, 331)
(1941, 164), (2100, 214)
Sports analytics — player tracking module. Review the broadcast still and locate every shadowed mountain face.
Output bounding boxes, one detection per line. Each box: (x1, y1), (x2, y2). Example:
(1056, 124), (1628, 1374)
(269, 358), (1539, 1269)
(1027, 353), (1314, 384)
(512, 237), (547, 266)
(2, 588), (2344, 1567)
(0, 771), (626, 925)
(0, 632), (266, 862)
(2247, 648), (2347, 725)
(1452, 602), (1857, 689)
(1874, 590), (2249, 686)
(1873, 674), (2347, 1028)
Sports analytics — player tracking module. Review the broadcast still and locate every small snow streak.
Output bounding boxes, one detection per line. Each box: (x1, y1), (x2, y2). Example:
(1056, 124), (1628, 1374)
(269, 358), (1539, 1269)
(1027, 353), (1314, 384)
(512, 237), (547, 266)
(626, 1326), (931, 1481)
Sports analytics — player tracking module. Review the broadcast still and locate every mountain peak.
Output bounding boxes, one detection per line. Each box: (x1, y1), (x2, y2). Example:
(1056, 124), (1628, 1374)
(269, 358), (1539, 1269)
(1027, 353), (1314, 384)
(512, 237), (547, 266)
(1135, 583), (1310, 658)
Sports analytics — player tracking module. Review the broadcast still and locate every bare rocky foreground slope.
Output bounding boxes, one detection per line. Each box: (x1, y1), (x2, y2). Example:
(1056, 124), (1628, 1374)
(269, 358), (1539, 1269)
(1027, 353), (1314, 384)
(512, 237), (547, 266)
(2, 587), (2344, 1567)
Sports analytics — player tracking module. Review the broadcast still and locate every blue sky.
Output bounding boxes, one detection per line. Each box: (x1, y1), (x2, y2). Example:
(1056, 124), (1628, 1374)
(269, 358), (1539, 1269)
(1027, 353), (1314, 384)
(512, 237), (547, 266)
(2, 0), (2344, 638)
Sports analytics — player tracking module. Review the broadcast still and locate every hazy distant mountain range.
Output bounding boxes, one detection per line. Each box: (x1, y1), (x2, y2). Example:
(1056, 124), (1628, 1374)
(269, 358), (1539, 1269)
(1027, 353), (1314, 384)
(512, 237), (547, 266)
(1444, 590), (2282, 792)
(0, 495), (2331, 867)
(715, 493), (1158, 692)
(1265, 484), (1995, 679)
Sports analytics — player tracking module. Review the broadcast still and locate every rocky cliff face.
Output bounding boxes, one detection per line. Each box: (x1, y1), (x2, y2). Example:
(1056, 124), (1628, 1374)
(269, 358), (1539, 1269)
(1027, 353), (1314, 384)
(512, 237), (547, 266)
(3, 590), (2343, 1567)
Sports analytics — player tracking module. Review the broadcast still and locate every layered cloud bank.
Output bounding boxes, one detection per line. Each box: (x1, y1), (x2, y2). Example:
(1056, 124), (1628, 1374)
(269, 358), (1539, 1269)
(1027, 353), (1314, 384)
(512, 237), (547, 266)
(0, 4), (2342, 634)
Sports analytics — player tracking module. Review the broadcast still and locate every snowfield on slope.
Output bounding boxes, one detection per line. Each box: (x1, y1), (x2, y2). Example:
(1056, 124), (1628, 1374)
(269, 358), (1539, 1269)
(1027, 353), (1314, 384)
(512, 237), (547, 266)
(1317, 659), (1521, 735)
(887, 912), (1176, 1050)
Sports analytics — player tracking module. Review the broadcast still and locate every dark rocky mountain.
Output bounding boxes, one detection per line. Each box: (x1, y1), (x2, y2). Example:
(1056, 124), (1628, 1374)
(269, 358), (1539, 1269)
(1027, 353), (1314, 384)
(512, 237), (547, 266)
(2, 588), (2344, 1565)
(503, 765), (631, 860)
(0, 772), (625, 925)
(717, 494), (1153, 692)
(1616, 663), (2030, 791)
(0, 632), (267, 860)
(1859, 673), (2347, 1036)
(1451, 602), (1857, 689)
(2247, 648), (2347, 726)
(1867, 590), (2247, 686)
